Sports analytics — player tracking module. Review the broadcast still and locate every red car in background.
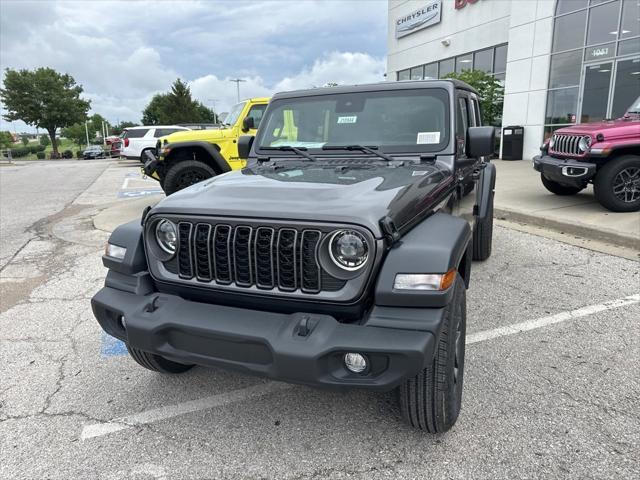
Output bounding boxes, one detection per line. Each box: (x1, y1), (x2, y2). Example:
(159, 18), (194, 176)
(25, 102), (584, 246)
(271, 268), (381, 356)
(106, 136), (122, 157)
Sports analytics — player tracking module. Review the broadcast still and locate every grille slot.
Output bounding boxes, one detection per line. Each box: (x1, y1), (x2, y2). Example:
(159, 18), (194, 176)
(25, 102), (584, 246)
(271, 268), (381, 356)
(552, 134), (582, 156)
(277, 229), (298, 291)
(254, 227), (275, 288)
(165, 221), (355, 294)
(194, 224), (212, 281)
(233, 226), (253, 287)
(177, 223), (193, 279)
(300, 230), (321, 293)
(213, 225), (232, 284)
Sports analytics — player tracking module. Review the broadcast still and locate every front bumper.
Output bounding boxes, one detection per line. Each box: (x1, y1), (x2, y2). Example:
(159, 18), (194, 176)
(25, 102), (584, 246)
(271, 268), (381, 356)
(142, 150), (160, 179)
(533, 154), (597, 188)
(91, 286), (441, 391)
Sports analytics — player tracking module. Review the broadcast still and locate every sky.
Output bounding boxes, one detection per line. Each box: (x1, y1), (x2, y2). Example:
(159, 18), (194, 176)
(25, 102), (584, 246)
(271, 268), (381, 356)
(0, 0), (389, 133)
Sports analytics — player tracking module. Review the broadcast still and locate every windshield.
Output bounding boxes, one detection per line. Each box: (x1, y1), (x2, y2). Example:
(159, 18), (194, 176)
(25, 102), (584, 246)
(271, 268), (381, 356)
(224, 101), (246, 126)
(255, 88), (450, 154)
(627, 96), (640, 115)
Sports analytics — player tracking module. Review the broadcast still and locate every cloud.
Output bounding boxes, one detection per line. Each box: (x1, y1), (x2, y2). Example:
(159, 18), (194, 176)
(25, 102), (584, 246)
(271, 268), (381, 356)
(0, 0), (387, 131)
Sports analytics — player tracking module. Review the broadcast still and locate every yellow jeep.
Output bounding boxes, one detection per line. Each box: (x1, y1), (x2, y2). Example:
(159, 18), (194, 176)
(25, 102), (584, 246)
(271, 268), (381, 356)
(143, 97), (269, 195)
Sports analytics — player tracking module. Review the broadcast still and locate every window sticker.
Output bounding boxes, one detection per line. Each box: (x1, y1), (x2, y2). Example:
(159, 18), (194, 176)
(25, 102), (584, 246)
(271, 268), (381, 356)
(412, 170), (428, 176)
(337, 116), (358, 124)
(417, 131), (440, 144)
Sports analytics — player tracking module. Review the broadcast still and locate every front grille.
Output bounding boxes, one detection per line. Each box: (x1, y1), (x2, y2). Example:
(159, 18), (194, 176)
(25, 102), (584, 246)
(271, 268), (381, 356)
(175, 222), (339, 293)
(551, 134), (583, 156)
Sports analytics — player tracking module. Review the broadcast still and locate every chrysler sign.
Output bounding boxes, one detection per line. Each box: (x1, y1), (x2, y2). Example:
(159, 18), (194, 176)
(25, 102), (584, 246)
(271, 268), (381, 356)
(395, 1), (442, 39)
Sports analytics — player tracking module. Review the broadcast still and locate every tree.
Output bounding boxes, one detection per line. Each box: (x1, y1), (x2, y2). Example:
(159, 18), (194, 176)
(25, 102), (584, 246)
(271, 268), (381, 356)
(62, 113), (110, 146)
(141, 79), (216, 125)
(444, 70), (504, 126)
(0, 131), (13, 150)
(111, 121), (137, 135)
(39, 134), (50, 147)
(0, 67), (91, 155)
(21, 135), (29, 146)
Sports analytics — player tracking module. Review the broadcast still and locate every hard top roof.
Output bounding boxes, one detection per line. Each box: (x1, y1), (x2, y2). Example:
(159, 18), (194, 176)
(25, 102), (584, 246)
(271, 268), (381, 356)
(272, 79), (478, 100)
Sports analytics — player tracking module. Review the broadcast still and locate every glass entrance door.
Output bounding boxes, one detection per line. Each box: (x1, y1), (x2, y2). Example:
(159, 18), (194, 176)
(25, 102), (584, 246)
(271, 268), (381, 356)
(580, 63), (613, 123)
(611, 57), (640, 118)
(579, 57), (640, 122)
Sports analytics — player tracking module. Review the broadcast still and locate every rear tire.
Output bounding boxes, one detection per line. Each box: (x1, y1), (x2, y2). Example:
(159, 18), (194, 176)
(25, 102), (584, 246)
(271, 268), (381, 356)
(139, 149), (152, 164)
(540, 173), (583, 196)
(472, 191), (493, 261)
(126, 345), (194, 374)
(593, 155), (640, 212)
(163, 160), (216, 195)
(398, 274), (466, 433)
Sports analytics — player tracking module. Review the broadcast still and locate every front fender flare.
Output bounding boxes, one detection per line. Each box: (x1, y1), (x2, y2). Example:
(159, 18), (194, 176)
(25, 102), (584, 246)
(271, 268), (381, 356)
(374, 212), (472, 308)
(164, 141), (232, 174)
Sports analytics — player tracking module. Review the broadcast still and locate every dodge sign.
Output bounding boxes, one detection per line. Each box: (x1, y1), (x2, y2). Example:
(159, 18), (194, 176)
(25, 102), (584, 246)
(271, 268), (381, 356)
(395, 1), (442, 39)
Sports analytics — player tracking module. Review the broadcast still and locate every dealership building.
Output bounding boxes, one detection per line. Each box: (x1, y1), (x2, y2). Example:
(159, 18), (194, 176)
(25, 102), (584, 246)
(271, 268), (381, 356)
(387, 0), (639, 159)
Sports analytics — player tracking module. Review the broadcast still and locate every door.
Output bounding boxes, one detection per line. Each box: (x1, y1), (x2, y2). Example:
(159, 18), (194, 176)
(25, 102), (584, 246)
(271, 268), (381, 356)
(579, 62), (613, 123)
(611, 57), (640, 118)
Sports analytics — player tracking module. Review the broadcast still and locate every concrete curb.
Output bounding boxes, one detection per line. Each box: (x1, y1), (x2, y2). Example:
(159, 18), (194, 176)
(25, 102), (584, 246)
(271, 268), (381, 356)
(495, 207), (640, 251)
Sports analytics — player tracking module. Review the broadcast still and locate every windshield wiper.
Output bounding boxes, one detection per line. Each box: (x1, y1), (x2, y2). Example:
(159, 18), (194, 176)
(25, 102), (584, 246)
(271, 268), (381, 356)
(262, 146), (317, 161)
(322, 144), (393, 162)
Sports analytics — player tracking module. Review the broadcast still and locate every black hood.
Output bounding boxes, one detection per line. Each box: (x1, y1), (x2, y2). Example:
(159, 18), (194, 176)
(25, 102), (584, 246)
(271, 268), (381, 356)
(151, 161), (454, 237)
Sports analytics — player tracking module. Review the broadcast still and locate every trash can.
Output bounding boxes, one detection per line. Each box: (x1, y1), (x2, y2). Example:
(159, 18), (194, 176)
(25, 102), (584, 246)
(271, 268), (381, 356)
(502, 126), (524, 160)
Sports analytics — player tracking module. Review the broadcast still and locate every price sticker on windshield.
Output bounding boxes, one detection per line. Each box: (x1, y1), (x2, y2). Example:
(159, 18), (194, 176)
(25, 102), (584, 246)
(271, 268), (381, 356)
(337, 116), (358, 124)
(417, 132), (440, 144)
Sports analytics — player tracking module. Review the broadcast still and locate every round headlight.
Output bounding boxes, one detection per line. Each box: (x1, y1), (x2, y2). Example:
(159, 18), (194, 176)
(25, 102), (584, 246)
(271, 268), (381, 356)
(329, 230), (368, 271)
(155, 219), (177, 254)
(578, 136), (592, 152)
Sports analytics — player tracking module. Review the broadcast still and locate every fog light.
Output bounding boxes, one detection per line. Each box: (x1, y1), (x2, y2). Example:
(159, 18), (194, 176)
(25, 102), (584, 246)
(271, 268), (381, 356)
(344, 353), (368, 373)
(105, 243), (126, 260)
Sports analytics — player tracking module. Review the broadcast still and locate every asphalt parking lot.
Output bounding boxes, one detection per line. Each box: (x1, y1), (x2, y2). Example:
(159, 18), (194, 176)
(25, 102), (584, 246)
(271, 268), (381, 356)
(1, 160), (639, 480)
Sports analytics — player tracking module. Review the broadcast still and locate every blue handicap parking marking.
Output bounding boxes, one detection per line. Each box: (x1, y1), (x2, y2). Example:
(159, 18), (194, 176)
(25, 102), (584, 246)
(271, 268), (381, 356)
(125, 172), (139, 178)
(117, 189), (163, 198)
(101, 332), (128, 357)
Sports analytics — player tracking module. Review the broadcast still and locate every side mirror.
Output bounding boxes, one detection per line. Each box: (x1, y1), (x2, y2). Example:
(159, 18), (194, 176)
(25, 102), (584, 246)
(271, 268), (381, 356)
(467, 126), (495, 158)
(238, 135), (254, 160)
(242, 116), (255, 132)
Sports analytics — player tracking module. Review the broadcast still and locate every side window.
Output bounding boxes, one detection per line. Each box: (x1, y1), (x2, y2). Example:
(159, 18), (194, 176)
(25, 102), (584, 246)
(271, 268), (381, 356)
(247, 104), (267, 129)
(154, 128), (179, 137)
(456, 96), (470, 155)
(123, 129), (149, 139)
(470, 97), (481, 126)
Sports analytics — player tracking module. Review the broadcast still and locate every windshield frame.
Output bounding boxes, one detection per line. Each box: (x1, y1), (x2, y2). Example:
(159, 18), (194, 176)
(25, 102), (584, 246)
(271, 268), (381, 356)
(254, 88), (452, 157)
(224, 101), (246, 127)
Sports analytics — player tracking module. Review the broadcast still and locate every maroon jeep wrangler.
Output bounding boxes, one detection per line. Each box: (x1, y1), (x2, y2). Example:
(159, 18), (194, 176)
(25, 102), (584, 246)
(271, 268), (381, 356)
(534, 96), (640, 212)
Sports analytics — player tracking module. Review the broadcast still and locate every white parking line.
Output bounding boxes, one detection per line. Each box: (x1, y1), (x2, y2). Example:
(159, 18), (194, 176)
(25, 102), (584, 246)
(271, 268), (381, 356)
(467, 293), (640, 344)
(80, 293), (640, 441)
(81, 382), (291, 440)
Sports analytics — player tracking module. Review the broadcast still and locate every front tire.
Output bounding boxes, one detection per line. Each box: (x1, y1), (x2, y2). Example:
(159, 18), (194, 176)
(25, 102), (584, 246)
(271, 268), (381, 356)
(540, 174), (584, 196)
(163, 160), (216, 195)
(398, 274), (466, 433)
(126, 345), (194, 374)
(593, 155), (640, 212)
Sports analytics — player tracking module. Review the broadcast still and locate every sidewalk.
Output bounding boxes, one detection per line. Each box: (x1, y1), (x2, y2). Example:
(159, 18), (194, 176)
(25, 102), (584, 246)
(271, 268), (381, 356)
(93, 161), (639, 251)
(493, 160), (639, 250)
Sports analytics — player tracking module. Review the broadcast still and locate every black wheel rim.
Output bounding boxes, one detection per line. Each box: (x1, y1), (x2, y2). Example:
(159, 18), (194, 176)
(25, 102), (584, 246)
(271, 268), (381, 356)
(612, 167), (640, 203)
(176, 170), (206, 190)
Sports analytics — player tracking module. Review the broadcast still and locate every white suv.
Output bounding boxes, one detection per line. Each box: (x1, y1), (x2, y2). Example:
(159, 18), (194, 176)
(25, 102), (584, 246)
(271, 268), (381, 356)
(121, 125), (190, 161)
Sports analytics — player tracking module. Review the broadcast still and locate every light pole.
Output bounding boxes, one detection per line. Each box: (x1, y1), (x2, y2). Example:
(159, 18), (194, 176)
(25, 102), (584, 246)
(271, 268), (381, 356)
(208, 98), (218, 123)
(229, 78), (246, 103)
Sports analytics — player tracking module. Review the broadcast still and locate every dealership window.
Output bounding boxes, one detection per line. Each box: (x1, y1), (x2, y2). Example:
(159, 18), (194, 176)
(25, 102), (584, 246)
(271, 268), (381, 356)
(474, 48), (493, 73)
(544, 0), (640, 139)
(424, 63), (438, 79)
(439, 58), (455, 78)
(410, 66), (424, 80)
(455, 54), (473, 73)
(493, 45), (508, 75)
(397, 69), (410, 81)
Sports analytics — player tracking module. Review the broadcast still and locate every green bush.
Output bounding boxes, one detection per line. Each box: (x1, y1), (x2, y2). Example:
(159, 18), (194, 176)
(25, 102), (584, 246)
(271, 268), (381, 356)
(36, 151), (46, 159)
(37, 144), (46, 152)
(62, 149), (73, 159)
(11, 147), (29, 158)
(76, 150), (83, 158)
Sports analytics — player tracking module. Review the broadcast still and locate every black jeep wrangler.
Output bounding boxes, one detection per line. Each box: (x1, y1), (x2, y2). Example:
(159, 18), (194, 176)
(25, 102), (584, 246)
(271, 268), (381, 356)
(91, 80), (496, 432)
